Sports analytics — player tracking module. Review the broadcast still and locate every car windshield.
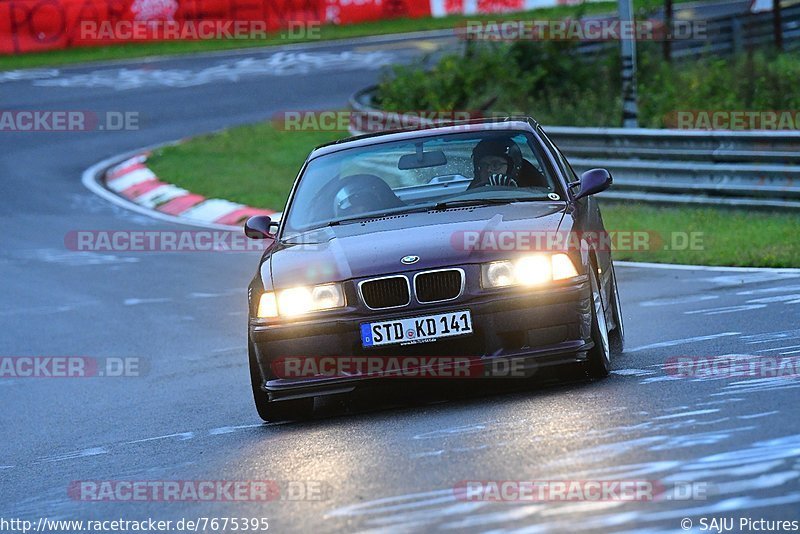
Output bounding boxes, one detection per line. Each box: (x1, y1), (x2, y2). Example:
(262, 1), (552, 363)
(282, 130), (561, 237)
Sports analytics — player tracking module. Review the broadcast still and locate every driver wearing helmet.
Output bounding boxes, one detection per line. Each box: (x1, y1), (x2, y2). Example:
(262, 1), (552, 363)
(334, 183), (380, 218)
(332, 174), (404, 219)
(469, 137), (523, 189)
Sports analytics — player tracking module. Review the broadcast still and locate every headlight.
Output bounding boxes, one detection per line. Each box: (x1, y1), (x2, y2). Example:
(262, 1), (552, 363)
(257, 283), (345, 318)
(551, 253), (580, 280)
(257, 292), (278, 318)
(481, 254), (579, 288)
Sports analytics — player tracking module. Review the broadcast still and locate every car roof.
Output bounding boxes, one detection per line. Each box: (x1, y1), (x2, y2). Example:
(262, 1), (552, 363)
(309, 116), (540, 159)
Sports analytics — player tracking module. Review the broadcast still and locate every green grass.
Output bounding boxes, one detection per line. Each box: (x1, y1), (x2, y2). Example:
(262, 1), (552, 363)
(147, 121), (342, 210)
(147, 120), (800, 268)
(599, 203), (800, 267)
(0, 0), (700, 71)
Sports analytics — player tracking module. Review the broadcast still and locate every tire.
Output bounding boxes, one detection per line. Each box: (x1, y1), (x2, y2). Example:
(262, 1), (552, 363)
(586, 267), (612, 378)
(249, 341), (313, 422)
(608, 264), (625, 354)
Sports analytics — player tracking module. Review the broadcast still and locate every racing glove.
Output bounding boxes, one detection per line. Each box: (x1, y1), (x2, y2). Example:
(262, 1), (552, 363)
(488, 173), (518, 187)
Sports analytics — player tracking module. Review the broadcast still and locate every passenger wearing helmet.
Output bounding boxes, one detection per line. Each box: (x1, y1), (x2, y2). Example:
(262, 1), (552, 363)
(469, 137), (523, 189)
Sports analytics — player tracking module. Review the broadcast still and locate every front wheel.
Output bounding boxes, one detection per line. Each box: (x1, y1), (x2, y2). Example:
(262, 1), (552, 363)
(249, 341), (313, 422)
(608, 264), (625, 354)
(585, 267), (611, 378)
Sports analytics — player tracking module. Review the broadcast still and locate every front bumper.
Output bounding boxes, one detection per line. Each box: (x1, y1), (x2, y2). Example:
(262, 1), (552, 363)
(250, 276), (592, 400)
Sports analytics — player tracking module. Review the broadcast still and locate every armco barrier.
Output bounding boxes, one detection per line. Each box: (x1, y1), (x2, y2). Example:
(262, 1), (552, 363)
(348, 86), (800, 211)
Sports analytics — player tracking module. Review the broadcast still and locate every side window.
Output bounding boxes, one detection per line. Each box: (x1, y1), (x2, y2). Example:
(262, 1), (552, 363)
(556, 147), (580, 183)
(511, 134), (546, 174)
(538, 128), (578, 183)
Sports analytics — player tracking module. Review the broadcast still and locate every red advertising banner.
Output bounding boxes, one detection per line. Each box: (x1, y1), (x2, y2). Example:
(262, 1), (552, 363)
(0, 0), (570, 55)
(0, 0), (441, 54)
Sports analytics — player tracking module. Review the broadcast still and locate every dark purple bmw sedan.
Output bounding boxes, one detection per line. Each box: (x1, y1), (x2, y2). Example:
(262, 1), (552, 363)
(245, 117), (624, 421)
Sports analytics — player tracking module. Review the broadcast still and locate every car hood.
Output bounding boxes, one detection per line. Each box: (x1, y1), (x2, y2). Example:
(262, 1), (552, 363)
(267, 202), (567, 288)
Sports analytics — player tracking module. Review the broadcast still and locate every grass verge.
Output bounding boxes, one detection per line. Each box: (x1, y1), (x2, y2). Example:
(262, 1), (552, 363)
(147, 122), (341, 210)
(146, 120), (800, 268)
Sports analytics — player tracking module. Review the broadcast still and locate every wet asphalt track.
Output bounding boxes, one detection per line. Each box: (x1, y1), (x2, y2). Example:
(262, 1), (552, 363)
(2, 6), (800, 532)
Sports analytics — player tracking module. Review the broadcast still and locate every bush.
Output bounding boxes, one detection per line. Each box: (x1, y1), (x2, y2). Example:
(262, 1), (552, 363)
(377, 41), (800, 127)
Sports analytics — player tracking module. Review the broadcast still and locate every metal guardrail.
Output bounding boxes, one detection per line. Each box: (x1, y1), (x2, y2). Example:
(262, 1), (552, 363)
(348, 87), (800, 210)
(574, 3), (800, 58)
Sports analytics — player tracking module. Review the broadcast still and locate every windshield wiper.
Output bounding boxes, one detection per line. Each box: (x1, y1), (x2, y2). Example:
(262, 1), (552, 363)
(325, 215), (377, 227)
(431, 198), (521, 210)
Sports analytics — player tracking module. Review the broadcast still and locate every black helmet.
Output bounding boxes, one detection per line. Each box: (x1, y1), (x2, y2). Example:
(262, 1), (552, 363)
(333, 174), (397, 217)
(472, 137), (523, 180)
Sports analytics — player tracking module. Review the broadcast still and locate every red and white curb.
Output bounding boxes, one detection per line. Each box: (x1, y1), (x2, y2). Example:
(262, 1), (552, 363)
(103, 153), (278, 228)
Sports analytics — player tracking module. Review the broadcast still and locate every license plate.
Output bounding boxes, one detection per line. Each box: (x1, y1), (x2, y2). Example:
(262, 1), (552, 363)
(361, 310), (473, 348)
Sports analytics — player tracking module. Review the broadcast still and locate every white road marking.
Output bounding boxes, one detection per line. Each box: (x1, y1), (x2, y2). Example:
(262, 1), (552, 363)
(684, 304), (767, 315)
(208, 424), (263, 435)
(410, 450), (445, 459)
(39, 447), (108, 463)
(747, 294), (800, 304)
(742, 329), (800, 344)
(653, 409), (720, 420)
(738, 285), (800, 295)
(755, 344), (800, 353)
(188, 290), (244, 299)
(0, 69), (59, 83)
(124, 297), (172, 306)
(627, 332), (740, 352)
(611, 368), (656, 376)
(700, 273), (800, 287)
(36, 51), (396, 90)
(413, 424), (488, 440)
(326, 488), (458, 518)
(662, 405), (690, 412)
(695, 398), (745, 406)
(127, 432), (194, 443)
(712, 377), (800, 396)
(639, 295), (718, 307)
(211, 346), (241, 354)
(737, 411), (780, 419)
(20, 249), (140, 266)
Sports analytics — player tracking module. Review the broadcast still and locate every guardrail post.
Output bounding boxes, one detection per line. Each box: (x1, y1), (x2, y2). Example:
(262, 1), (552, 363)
(731, 17), (743, 54)
(663, 0), (673, 62)
(773, 0), (784, 51)
(619, 0), (639, 127)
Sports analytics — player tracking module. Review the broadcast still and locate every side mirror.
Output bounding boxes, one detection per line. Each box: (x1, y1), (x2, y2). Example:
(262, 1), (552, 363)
(572, 168), (612, 201)
(244, 215), (275, 240)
